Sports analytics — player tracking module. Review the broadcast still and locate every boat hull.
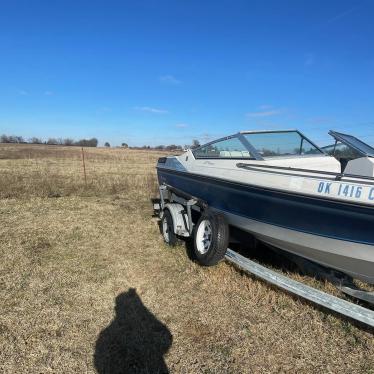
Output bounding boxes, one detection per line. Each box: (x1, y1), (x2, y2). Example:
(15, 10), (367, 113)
(157, 167), (374, 284)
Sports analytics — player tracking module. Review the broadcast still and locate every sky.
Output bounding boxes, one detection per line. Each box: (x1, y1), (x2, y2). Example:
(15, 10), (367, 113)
(0, 0), (373, 147)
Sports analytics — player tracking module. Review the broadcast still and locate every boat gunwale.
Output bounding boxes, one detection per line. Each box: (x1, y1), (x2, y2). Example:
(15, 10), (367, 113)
(236, 162), (374, 183)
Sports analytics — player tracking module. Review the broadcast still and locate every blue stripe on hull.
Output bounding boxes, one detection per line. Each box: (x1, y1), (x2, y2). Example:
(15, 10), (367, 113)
(157, 168), (374, 246)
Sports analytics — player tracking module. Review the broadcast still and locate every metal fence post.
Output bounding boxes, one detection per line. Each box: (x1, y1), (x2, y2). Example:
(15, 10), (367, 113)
(81, 147), (87, 187)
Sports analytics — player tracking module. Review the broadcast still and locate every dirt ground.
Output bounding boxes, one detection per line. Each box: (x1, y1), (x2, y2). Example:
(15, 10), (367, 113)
(0, 144), (373, 373)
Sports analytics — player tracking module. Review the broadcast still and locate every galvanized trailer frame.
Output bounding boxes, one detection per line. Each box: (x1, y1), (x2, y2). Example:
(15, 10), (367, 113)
(225, 250), (374, 328)
(156, 184), (374, 329)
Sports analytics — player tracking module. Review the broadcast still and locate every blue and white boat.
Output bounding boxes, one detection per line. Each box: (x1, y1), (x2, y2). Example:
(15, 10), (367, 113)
(157, 130), (374, 285)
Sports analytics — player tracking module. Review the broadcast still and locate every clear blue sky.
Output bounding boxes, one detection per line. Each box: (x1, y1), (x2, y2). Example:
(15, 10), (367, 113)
(0, 0), (373, 147)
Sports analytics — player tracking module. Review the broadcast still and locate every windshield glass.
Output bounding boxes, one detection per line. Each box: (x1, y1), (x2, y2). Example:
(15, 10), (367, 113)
(243, 131), (322, 157)
(329, 131), (374, 157)
(322, 142), (362, 160)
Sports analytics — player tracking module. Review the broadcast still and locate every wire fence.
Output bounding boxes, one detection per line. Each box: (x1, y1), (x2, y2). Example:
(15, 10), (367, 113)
(0, 144), (168, 199)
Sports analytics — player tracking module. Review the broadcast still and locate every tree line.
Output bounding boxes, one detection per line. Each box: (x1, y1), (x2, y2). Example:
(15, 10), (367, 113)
(0, 134), (201, 150)
(128, 139), (200, 151)
(0, 135), (98, 147)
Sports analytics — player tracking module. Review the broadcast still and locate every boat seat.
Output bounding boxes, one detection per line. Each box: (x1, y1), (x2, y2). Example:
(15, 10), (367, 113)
(219, 150), (251, 158)
(230, 151), (245, 157)
(220, 151), (232, 157)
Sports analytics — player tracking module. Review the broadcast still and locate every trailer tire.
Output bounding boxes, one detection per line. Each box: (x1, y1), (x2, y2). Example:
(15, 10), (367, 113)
(193, 211), (229, 266)
(161, 209), (178, 246)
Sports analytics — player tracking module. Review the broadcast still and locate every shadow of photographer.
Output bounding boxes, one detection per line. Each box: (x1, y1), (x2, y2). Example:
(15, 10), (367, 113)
(94, 288), (172, 374)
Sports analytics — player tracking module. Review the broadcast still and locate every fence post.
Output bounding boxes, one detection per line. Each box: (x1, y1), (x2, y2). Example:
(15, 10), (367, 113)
(81, 147), (87, 187)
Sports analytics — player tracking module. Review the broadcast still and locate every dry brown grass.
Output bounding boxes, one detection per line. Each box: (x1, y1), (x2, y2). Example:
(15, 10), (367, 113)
(0, 144), (167, 199)
(0, 144), (373, 373)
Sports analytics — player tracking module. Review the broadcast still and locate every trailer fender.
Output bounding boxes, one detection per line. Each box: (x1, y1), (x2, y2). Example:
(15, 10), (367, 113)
(163, 203), (190, 237)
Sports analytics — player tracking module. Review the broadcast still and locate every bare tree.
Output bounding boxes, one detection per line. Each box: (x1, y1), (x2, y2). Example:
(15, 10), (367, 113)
(191, 139), (200, 149)
(1, 135), (9, 143)
(1, 135), (24, 143)
(165, 144), (182, 151)
(63, 138), (75, 146)
(30, 137), (43, 144)
(47, 138), (58, 145)
(75, 138), (98, 147)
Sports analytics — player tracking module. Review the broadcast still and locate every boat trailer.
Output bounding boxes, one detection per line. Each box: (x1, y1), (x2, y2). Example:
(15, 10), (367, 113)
(155, 184), (374, 329)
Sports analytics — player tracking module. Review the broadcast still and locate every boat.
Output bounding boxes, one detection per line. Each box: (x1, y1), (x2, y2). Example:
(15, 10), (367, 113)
(156, 129), (374, 285)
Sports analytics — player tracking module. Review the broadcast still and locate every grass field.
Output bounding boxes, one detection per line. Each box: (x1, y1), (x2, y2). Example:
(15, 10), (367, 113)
(0, 143), (373, 373)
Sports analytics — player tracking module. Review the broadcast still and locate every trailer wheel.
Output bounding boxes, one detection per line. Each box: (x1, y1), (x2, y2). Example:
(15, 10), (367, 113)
(161, 209), (178, 246)
(193, 211), (229, 266)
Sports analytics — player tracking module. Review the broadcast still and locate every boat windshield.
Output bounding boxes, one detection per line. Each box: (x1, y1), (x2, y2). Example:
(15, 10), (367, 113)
(243, 131), (322, 157)
(322, 142), (362, 160)
(329, 131), (374, 158)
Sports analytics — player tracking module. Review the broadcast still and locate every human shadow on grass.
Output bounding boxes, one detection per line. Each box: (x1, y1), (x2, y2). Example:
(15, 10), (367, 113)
(94, 288), (172, 374)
